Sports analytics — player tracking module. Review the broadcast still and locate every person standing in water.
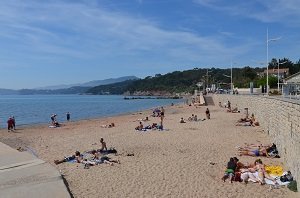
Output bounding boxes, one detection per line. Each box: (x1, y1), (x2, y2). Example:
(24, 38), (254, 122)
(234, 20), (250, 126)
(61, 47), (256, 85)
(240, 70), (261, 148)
(66, 112), (71, 121)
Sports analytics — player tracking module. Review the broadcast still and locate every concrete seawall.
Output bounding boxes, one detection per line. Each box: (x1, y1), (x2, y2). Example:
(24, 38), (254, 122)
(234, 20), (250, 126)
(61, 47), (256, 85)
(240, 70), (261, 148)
(0, 142), (71, 198)
(214, 94), (300, 192)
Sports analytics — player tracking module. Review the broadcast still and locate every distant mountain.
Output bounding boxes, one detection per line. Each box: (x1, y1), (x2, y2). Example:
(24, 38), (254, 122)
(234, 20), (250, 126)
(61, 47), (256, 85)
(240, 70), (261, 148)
(0, 76), (140, 95)
(18, 86), (91, 95)
(35, 76), (139, 90)
(0, 88), (18, 95)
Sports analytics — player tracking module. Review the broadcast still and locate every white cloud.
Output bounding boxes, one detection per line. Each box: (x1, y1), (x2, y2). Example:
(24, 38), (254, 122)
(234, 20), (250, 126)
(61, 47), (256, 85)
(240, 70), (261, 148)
(194, 0), (300, 26)
(0, 0), (241, 67)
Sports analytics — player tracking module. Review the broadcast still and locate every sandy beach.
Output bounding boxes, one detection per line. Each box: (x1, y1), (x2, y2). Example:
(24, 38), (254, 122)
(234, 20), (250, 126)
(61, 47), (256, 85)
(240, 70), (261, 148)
(0, 103), (297, 198)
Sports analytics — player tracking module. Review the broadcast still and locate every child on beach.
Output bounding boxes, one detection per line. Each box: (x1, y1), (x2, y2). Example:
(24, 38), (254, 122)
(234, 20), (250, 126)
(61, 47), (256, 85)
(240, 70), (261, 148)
(222, 157), (237, 183)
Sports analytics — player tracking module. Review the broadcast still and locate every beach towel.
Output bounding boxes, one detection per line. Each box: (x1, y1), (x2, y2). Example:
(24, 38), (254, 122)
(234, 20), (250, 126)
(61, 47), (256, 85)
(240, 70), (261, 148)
(248, 172), (290, 186)
(265, 165), (283, 176)
(98, 148), (117, 154)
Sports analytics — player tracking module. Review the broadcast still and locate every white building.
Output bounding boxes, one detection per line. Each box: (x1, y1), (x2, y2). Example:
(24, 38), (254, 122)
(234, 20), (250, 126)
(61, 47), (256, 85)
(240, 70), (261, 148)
(282, 71), (300, 95)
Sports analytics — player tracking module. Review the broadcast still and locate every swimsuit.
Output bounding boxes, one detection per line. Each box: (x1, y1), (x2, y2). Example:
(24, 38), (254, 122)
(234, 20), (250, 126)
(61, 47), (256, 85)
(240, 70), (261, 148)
(253, 150), (260, 156)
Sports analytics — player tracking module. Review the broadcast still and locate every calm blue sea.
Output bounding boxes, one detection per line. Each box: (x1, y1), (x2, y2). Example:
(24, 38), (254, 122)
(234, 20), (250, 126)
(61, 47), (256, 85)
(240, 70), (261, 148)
(0, 95), (183, 128)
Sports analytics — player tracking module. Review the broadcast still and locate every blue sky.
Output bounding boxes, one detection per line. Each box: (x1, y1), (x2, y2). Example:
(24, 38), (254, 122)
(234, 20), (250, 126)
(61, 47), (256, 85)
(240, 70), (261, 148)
(0, 0), (300, 89)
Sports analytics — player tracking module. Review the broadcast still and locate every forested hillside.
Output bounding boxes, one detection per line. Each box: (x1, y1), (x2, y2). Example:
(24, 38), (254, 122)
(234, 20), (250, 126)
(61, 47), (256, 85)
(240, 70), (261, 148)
(86, 58), (300, 95)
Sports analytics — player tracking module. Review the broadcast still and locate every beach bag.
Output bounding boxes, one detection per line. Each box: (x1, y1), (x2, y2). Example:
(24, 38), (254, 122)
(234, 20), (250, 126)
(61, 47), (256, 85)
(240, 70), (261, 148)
(280, 171), (293, 182)
(287, 181), (298, 192)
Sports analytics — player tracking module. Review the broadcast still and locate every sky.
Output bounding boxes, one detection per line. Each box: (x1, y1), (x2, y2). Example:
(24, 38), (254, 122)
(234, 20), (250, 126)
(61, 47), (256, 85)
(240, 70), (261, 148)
(0, 0), (300, 89)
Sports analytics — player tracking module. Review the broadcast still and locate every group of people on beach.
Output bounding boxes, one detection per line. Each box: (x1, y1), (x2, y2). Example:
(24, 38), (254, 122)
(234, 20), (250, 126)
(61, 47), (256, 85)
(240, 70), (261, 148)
(180, 108), (210, 123)
(50, 112), (71, 127)
(222, 157), (280, 185)
(54, 138), (120, 167)
(218, 100), (292, 187)
(236, 112), (260, 127)
(136, 106), (164, 131)
(222, 141), (286, 186)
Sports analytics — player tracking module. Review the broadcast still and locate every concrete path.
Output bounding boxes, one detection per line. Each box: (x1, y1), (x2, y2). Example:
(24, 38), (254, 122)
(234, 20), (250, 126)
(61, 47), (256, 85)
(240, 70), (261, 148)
(0, 142), (71, 198)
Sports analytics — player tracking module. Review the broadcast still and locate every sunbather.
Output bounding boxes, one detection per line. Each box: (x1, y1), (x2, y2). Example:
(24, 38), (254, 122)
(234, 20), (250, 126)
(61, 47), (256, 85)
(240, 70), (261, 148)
(236, 121), (254, 126)
(238, 147), (267, 157)
(101, 123), (115, 128)
(231, 107), (240, 113)
(135, 122), (143, 131)
(238, 144), (279, 158)
(237, 143), (273, 150)
(54, 151), (83, 165)
(88, 150), (120, 166)
(251, 159), (278, 185)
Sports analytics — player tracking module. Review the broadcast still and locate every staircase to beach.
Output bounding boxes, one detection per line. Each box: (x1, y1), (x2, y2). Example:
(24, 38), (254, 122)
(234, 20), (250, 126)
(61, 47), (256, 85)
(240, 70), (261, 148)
(204, 95), (215, 106)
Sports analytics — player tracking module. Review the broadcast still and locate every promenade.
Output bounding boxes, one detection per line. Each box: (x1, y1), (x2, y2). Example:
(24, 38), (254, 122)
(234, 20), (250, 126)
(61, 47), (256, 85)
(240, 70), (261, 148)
(0, 142), (71, 198)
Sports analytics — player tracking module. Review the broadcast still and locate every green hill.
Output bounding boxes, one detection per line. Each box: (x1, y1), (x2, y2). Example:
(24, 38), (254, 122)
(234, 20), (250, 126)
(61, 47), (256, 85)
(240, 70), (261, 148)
(86, 58), (300, 95)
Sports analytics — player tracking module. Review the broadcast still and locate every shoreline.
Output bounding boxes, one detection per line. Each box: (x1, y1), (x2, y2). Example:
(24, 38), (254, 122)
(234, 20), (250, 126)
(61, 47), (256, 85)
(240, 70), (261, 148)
(0, 100), (183, 130)
(0, 103), (297, 198)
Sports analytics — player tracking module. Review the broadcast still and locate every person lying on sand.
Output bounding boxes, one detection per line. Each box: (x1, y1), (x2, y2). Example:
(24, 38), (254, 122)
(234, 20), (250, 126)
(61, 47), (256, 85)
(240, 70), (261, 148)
(237, 143), (273, 150)
(54, 151), (83, 165)
(241, 159), (278, 185)
(238, 144), (279, 158)
(237, 113), (255, 122)
(238, 147), (267, 157)
(238, 148), (280, 158)
(236, 121), (254, 127)
(101, 123), (115, 128)
(237, 117), (251, 123)
(137, 117), (149, 122)
(85, 150), (120, 166)
(231, 106), (240, 113)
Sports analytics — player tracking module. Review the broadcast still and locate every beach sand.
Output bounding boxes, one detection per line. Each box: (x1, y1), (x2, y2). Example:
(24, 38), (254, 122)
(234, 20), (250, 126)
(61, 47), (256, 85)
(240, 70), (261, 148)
(0, 103), (297, 198)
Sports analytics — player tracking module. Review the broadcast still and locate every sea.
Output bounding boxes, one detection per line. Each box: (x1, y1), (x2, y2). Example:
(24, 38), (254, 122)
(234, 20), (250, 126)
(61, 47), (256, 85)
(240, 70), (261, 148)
(0, 95), (183, 128)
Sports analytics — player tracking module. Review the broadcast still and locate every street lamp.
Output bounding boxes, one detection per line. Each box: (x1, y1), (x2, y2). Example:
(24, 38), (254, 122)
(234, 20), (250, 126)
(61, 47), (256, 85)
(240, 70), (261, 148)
(223, 61), (236, 94)
(196, 82), (203, 94)
(277, 61), (287, 93)
(223, 74), (231, 94)
(266, 28), (281, 95)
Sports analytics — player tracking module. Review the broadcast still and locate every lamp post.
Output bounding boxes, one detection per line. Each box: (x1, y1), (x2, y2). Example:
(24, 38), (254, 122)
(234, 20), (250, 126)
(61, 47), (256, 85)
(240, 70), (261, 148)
(196, 82), (203, 94)
(231, 61), (233, 94)
(277, 61), (287, 93)
(266, 29), (281, 95)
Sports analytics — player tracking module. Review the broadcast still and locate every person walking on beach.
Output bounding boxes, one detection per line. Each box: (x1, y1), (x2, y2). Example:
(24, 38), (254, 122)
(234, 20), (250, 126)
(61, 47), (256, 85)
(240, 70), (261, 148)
(7, 117), (14, 132)
(160, 106), (165, 126)
(205, 108), (210, 119)
(66, 112), (70, 121)
(12, 116), (16, 130)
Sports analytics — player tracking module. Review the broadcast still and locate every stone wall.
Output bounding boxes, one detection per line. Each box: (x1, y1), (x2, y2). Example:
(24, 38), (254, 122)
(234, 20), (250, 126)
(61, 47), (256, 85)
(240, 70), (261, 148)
(214, 94), (300, 191)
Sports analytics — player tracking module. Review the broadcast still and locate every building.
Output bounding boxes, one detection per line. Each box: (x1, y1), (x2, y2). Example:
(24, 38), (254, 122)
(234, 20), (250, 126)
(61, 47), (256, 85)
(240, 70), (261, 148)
(282, 71), (300, 95)
(262, 68), (289, 79)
